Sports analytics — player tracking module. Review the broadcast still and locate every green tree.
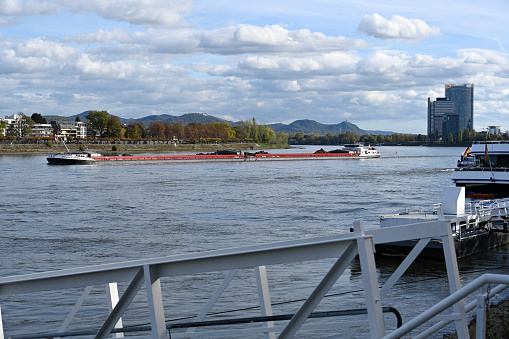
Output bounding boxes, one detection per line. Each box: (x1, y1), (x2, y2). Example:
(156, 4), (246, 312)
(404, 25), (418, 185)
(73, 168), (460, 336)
(457, 130), (463, 143)
(339, 131), (360, 144)
(86, 110), (110, 137)
(0, 120), (6, 136)
(105, 116), (123, 138)
(275, 132), (289, 146)
(31, 113), (47, 124)
(75, 116), (82, 122)
(14, 113), (34, 137)
(125, 122), (146, 139)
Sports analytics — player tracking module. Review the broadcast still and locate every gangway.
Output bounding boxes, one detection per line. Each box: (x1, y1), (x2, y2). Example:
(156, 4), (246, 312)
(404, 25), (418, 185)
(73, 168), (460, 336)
(0, 219), (504, 338)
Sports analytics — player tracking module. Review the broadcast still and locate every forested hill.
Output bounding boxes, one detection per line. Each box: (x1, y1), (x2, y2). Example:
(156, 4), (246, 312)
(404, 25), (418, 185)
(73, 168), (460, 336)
(131, 113), (230, 125)
(268, 119), (393, 135)
(268, 120), (363, 134)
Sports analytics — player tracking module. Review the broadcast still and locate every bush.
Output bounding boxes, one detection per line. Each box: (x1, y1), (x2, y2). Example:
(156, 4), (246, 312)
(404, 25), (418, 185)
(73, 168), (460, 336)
(46, 141), (53, 148)
(79, 145), (85, 151)
(112, 145), (118, 152)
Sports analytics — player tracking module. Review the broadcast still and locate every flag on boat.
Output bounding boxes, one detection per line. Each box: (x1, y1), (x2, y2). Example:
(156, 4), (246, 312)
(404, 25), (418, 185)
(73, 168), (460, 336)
(463, 147), (471, 156)
(485, 144), (489, 164)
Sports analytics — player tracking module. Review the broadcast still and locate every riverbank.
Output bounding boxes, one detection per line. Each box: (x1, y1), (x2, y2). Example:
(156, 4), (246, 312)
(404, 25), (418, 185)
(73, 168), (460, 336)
(0, 141), (279, 154)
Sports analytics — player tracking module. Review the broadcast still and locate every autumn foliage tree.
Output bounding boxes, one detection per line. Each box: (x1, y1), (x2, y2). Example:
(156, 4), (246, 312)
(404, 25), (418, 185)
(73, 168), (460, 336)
(149, 121), (165, 139)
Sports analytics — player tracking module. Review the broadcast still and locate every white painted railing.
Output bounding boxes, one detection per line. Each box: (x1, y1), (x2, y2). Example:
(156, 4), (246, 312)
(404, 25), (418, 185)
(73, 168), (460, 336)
(0, 218), (500, 338)
(384, 274), (509, 339)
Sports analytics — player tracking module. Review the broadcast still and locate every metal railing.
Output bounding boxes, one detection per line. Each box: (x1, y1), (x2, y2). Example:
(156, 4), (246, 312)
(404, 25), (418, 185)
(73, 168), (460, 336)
(384, 274), (509, 339)
(0, 219), (501, 338)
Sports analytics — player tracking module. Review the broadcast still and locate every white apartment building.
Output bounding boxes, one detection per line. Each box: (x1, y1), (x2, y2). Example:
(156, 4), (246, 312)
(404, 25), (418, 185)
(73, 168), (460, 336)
(2, 114), (27, 137)
(1, 114), (87, 138)
(31, 124), (53, 137)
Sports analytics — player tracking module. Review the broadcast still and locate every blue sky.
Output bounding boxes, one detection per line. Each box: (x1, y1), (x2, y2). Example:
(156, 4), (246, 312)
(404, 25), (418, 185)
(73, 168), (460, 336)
(1, 0), (508, 134)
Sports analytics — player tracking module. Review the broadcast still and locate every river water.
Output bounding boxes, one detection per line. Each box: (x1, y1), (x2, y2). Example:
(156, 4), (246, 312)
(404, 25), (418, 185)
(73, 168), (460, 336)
(1, 145), (509, 338)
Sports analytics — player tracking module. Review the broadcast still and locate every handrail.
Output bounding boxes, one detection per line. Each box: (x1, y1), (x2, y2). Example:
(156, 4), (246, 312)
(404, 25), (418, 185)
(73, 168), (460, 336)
(383, 274), (509, 339)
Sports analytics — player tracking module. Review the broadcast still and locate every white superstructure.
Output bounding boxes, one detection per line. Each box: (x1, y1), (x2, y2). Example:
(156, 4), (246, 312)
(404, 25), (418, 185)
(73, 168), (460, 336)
(452, 141), (509, 198)
(330, 144), (380, 158)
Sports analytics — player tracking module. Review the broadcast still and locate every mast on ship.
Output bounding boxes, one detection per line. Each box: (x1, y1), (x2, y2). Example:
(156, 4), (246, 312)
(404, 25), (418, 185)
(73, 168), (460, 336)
(55, 136), (70, 153)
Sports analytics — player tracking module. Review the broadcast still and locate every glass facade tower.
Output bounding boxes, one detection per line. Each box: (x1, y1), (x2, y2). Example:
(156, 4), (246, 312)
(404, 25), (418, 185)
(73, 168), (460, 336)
(444, 84), (474, 132)
(428, 83), (474, 138)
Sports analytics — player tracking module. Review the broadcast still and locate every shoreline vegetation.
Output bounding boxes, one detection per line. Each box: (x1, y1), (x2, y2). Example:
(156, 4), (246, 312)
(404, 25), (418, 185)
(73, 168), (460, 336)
(0, 140), (278, 155)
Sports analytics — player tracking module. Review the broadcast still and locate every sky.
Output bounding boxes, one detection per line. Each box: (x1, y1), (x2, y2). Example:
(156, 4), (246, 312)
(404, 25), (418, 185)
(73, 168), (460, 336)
(0, 0), (508, 134)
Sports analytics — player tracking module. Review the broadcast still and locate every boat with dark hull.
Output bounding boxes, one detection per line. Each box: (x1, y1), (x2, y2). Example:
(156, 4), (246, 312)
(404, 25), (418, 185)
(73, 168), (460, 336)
(47, 151), (100, 165)
(375, 187), (509, 258)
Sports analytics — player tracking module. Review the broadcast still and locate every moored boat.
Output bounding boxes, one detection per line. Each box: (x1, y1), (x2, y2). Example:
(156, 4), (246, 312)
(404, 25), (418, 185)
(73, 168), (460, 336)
(452, 141), (509, 198)
(375, 187), (509, 258)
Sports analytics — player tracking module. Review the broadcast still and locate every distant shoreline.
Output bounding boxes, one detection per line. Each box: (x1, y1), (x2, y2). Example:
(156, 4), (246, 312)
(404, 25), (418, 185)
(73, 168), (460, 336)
(0, 141), (275, 155)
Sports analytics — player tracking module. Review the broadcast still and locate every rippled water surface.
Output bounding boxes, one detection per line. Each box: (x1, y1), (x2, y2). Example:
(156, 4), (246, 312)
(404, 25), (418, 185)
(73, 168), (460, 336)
(1, 145), (508, 337)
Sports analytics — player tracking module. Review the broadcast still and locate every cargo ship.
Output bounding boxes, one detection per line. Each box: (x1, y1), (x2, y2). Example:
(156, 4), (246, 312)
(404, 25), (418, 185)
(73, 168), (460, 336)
(47, 144), (380, 165)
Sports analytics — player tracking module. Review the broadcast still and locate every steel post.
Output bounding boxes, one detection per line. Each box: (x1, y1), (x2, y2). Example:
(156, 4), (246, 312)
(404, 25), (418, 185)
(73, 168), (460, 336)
(106, 283), (124, 338)
(255, 265), (276, 339)
(143, 265), (168, 339)
(354, 220), (386, 338)
(476, 290), (486, 339)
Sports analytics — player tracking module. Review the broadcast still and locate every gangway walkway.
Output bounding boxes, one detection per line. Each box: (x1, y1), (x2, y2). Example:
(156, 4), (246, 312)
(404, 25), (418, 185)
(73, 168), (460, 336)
(0, 219), (504, 338)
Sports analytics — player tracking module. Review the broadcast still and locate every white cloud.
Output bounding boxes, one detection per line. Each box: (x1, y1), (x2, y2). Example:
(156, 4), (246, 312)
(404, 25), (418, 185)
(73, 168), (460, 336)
(350, 91), (399, 106)
(1, 0), (192, 27)
(68, 0), (193, 27)
(15, 38), (78, 60)
(0, 0), (58, 15)
(357, 13), (441, 41)
(199, 25), (368, 54)
(358, 51), (407, 74)
(72, 25), (368, 57)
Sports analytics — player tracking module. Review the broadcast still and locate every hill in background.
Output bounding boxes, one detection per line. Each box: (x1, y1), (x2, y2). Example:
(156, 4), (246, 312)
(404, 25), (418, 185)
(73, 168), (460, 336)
(268, 119), (394, 135)
(43, 112), (394, 135)
(268, 120), (364, 135)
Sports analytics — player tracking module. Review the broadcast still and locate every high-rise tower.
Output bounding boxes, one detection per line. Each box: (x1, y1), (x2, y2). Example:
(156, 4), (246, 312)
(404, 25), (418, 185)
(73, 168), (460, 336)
(427, 83), (474, 138)
(444, 83), (474, 132)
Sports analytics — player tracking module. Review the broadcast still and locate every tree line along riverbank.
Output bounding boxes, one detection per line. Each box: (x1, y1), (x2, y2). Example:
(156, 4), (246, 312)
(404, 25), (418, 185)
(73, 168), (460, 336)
(0, 139), (272, 154)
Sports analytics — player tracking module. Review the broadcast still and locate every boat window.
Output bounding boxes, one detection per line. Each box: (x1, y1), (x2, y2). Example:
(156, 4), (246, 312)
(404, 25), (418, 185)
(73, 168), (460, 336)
(488, 155), (498, 166)
(498, 155), (509, 168)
